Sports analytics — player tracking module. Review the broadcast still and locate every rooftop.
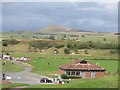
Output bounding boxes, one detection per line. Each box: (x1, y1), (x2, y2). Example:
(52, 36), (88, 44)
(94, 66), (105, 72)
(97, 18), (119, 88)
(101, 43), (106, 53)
(60, 58), (105, 71)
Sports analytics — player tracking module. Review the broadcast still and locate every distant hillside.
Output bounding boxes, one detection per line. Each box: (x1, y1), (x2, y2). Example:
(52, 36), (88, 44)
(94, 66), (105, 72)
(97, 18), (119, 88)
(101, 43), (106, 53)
(40, 25), (93, 33)
(40, 25), (66, 33)
(40, 25), (114, 36)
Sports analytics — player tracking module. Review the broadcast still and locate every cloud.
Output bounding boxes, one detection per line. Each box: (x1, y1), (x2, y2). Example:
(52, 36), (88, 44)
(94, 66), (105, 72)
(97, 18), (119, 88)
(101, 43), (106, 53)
(77, 18), (105, 27)
(2, 2), (118, 32)
(96, 2), (118, 13)
(75, 2), (118, 14)
(2, 0), (119, 2)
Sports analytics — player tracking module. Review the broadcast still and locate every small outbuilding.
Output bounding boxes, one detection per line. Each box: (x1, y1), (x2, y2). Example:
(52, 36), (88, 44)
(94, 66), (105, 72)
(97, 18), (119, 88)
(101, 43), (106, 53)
(2, 55), (10, 60)
(59, 59), (106, 78)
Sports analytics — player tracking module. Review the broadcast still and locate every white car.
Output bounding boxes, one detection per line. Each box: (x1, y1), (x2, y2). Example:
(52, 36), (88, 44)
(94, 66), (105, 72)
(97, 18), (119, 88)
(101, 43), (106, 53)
(5, 75), (12, 80)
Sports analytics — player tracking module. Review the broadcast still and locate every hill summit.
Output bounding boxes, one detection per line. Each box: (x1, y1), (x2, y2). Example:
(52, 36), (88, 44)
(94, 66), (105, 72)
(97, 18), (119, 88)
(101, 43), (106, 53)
(40, 25), (93, 33)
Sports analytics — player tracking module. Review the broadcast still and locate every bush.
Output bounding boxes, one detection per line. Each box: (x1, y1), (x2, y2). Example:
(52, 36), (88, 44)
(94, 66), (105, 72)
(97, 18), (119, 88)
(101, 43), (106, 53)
(49, 35), (55, 40)
(64, 47), (70, 54)
(81, 35), (85, 37)
(2, 39), (20, 45)
(54, 44), (64, 49)
(29, 40), (53, 49)
(3, 42), (8, 46)
(84, 49), (88, 54)
(103, 38), (107, 41)
(67, 76), (82, 79)
(61, 74), (68, 79)
(61, 74), (82, 79)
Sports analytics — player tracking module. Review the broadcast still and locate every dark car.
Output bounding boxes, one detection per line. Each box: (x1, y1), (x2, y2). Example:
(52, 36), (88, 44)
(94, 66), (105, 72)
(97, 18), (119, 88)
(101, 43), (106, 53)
(40, 78), (52, 83)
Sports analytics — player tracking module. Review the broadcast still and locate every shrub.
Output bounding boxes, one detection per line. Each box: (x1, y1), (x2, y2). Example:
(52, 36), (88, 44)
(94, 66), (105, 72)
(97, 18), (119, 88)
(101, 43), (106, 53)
(54, 44), (64, 49)
(64, 47), (70, 54)
(81, 35), (85, 37)
(84, 49), (88, 54)
(3, 42), (8, 46)
(2, 39), (20, 45)
(110, 49), (116, 54)
(61, 74), (68, 79)
(49, 35), (55, 40)
(103, 38), (106, 41)
(67, 76), (82, 79)
(29, 40), (53, 49)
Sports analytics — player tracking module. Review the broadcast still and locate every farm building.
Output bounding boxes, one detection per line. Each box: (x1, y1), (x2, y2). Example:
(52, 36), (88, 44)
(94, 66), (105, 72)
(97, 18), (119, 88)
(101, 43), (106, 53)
(59, 59), (106, 78)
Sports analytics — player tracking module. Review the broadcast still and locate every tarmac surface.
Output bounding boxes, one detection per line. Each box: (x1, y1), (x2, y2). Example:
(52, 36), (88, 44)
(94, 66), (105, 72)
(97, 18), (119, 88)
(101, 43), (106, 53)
(2, 60), (53, 85)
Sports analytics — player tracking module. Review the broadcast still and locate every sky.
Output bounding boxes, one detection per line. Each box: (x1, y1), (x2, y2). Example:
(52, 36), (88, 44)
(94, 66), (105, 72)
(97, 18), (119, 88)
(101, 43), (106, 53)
(1, 1), (118, 32)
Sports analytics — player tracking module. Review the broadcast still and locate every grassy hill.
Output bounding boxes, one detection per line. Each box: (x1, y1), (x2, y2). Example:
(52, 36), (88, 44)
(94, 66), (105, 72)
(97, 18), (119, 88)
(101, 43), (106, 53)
(41, 25), (66, 33)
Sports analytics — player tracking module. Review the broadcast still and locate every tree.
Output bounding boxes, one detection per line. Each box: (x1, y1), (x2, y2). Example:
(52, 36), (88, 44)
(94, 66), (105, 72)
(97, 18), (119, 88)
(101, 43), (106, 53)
(84, 49), (88, 54)
(10, 36), (13, 38)
(103, 38), (106, 41)
(32, 36), (36, 38)
(50, 35), (55, 40)
(81, 35), (85, 37)
(63, 34), (66, 38)
(6, 53), (9, 55)
(88, 41), (93, 48)
(64, 47), (70, 54)
(76, 38), (79, 40)
(3, 42), (8, 46)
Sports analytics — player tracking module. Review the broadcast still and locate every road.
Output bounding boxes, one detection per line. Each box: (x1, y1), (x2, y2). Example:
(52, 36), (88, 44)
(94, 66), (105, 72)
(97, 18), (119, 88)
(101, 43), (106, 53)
(2, 60), (53, 85)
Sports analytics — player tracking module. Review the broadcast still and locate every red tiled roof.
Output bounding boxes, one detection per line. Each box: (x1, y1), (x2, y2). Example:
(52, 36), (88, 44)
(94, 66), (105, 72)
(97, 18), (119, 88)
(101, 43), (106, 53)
(60, 58), (105, 71)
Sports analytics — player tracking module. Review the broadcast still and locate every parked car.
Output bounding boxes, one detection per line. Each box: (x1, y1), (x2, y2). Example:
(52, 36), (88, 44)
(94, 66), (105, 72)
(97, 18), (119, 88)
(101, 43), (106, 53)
(5, 75), (12, 80)
(40, 78), (52, 83)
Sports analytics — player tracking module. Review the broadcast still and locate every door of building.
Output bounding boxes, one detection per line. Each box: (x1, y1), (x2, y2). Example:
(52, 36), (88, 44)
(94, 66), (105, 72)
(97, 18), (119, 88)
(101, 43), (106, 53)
(80, 71), (86, 78)
(91, 71), (95, 78)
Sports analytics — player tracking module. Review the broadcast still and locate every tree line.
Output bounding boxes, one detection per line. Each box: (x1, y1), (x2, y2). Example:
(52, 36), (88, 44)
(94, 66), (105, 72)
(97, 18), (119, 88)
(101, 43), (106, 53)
(29, 40), (118, 50)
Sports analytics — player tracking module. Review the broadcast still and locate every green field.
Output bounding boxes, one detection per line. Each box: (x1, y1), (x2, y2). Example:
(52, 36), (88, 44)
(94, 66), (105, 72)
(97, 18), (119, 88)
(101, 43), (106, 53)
(7, 52), (118, 77)
(2, 83), (29, 88)
(2, 32), (118, 43)
(1, 32), (119, 88)
(1, 60), (24, 72)
(25, 55), (118, 88)
(29, 56), (118, 77)
(13, 53), (118, 88)
(1, 49), (118, 88)
(23, 76), (118, 88)
(2, 76), (118, 88)
(9, 48), (118, 59)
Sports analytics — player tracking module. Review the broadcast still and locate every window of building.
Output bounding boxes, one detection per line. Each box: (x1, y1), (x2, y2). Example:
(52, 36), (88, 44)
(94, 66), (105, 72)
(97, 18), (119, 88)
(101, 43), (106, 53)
(71, 71), (75, 75)
(76, 71), (80, 75)
(66, 71), (70, 75)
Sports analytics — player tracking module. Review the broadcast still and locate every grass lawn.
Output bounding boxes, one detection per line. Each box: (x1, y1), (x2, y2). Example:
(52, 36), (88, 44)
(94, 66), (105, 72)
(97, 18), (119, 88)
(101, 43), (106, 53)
(3, 49), (118, 88)
(23, 76), (118, 88)
(30, 58), (118, 77)
(2, 83), (29, 88)
(14, 52), (117, 77)
(8, 52), (118, 76)
(87, 60), (118, 74)
(1, 60), (24, 72)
